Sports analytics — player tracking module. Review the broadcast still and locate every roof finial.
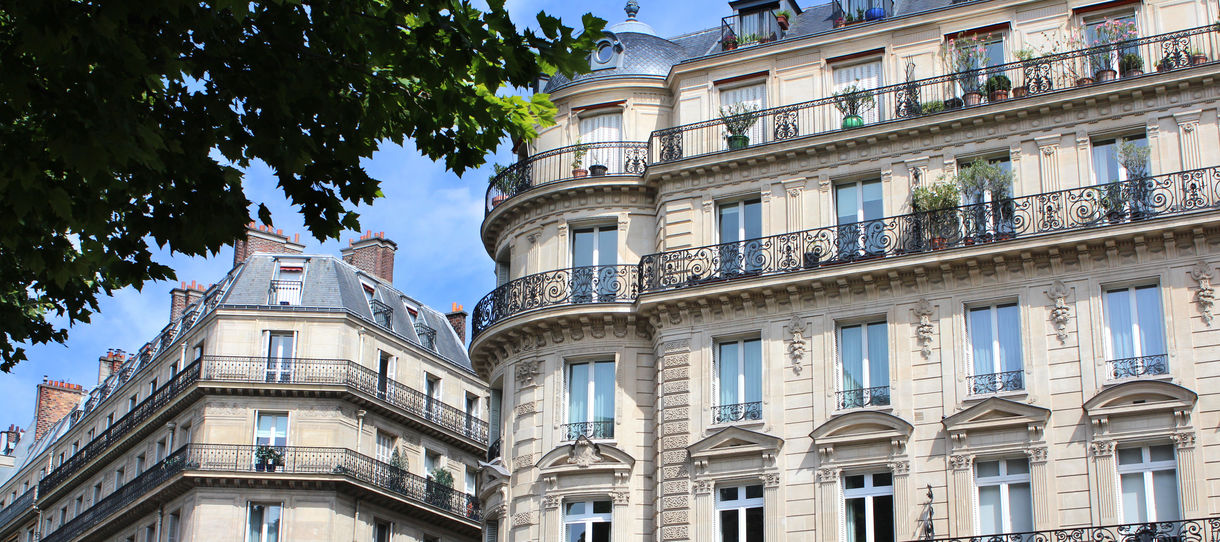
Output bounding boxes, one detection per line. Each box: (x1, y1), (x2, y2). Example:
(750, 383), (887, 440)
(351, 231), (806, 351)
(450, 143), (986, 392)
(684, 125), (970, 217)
(625, 0), (639, 20)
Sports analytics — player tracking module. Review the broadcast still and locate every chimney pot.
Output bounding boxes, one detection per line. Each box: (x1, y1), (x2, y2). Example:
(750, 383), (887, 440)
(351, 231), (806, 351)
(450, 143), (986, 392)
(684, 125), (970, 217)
(445, 303), (469, 345)
(34, 378), (85, 440)
(341, 232), (398, 282)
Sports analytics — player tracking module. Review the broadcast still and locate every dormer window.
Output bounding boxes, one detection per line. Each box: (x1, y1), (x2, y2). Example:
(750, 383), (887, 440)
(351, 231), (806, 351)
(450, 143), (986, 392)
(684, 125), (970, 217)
(270, 262), (304, 305)
(589, 36), (623, 71)
(363, 283), (393, 330)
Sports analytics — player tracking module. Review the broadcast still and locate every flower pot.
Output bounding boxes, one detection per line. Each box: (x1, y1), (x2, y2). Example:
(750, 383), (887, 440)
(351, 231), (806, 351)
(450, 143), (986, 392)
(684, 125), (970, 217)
(589, 164), (608, 176)
(1012, 87), (1028, 98)
(1156, 62), (1170, 72)
(1192, 54), (1209, 65)
(1094, 69), (1117, 82)
(491, 195), (507, 207)
(930, 237), (948, 250)
(1076, 77), (1095, 87)
(865, 7), (885, 20)
(989, 89), (1009, 102)
(1122, 68), (1144, 78)
(255, 462), (266, 472)
(723, 42), (737, 51)
(962, 92), (982, 106)
(841, 115), (864, 129)
(945, 97), (964, 110)
(571, 168), (588, 178)
(267, 464), (278, 473)
(776, 15), (789, 30)
(725, 134), (750, 150)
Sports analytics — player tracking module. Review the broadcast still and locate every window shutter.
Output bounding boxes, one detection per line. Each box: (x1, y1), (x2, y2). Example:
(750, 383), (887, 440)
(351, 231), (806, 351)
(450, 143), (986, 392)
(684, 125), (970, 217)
(484, 521), (499, 542)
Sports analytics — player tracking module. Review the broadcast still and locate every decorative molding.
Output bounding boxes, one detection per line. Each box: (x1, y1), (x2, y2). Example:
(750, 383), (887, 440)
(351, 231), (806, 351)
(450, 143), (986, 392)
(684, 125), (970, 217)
(567, 435), (604, 468)
(512, 512), (536, 526)
(888, 460), (911, 475)
(515, 359), (541, 387)
(784, 315), (809, 375)
(764, 472), (782, 487)
(514, 401), (537, 417)
(694, 480), (715, 494)
(611, 490), (631, 505)
(512, 454), (535, 469)
(1172, 431), (1197, 450)
(1046, 280), (1072, 344)
(618, 213), (630, 232)
(949, 454), (974, 470)
(1025, 446), (1049, 464)
(1190, 261), (1215, 326)
(1090, 439), (1116, 457)
(661, 338), (690, 354)
(526, 232), (540, 244)
(542, 495), (562, 509)
(913, 299), (935, 358)
(816, 467), (841, 483)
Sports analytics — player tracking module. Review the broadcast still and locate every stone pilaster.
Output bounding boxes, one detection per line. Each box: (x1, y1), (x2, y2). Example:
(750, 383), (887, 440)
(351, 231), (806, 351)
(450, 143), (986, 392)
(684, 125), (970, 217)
(1173, 431), (1200, 516)
(1025, 447), (1052, 528)
(658, 339), (692, 541)
(816, 468), (841, 542)
(949, 454), (974, 536)
(1090, 440), (1119, 525)
(1177, 117), (1201, 170)
(890, 460), (911, 537)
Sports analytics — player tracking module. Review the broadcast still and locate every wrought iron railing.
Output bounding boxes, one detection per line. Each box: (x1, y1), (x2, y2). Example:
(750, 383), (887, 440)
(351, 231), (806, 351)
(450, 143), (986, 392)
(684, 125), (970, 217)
(719, 13), (783, 51)
(486, 141), (647, 214)
(471, 264), (639, 338)
(371, 299), (394, 330)
(837, 386), (890, 409)
(487, 438), (502, 462)
(712, 401), (763, 424)
(415, 322), (438, 351)
(201, 356), (488, 444)
(41, 444), (480, 542)
(268, 279), (303, 305)
(911, 517), (1220, 542)
(968, 370), (1025, 395)
(648, 25), (1218, 164)
(1108, 353), (1170, 380)
(562, 421), (615, 441)
(0, 487), (34, 534)
(640, 167), (1220, 292)
(39, 361), (201, 498)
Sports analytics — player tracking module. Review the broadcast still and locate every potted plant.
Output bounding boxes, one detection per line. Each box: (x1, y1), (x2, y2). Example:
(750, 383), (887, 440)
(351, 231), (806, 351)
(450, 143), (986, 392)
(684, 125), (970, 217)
(1091, 18), (1138, 81)
(255, 445), (283, 473)
(720, 103), (759, 150)
(941, 34), (991, 106)
(833, 16), (846, 28)
(589, 162), (609, 176)
(833, 83), (876, 129)
(775, 9), (792, 30)
(1115, 140), (1152, 219)
(945, 96), (964, 110)
(1012, 48), (1044, 96)
(570, 138), (588, 178)
(1120, 52), (1144, 77)
(955, 159), (1015, 241)
(855, 8), (865, 22)
(489, 163), (512, 207)
(1191, 48), (1209, 65)
(920, 100), (946, 114)
(427, 467), (455, 508)
(912, 179), (961, 250)
(984, 74), (1011, 101)
(388, 446), (409, 491)
(722, 35), (738, 50)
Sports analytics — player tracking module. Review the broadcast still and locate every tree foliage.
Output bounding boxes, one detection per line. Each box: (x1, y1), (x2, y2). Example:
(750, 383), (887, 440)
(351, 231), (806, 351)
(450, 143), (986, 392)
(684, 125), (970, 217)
(0, 0), (604, 370)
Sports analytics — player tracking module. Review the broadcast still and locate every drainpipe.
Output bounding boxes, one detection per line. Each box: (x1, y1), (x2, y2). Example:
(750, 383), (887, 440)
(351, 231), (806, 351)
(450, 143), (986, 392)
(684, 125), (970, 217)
(351, 498), (362, 542)
(155, 506), (163, 542)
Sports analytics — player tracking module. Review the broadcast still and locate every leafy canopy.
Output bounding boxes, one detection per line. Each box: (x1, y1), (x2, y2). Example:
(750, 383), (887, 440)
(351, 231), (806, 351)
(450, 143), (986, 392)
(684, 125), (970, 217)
(0, 0), (605, 370)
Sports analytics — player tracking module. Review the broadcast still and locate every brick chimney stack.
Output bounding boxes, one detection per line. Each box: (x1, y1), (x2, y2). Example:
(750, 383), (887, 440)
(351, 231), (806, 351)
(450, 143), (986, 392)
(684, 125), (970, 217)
(341, 231), (397, 283)
(233, 223), (306, 267)
(97, 349), (127, 385)
(169, 280), (208, 321)
(1, 424), (21, 456)
(446, 303), (468, 345)
(34, 378), (85, 441)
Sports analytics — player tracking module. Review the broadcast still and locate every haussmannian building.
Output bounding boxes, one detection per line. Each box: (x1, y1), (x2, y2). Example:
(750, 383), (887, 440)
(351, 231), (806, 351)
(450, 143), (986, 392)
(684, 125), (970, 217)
(0, 226), (490, 542)
(472, 0), (1220, 541)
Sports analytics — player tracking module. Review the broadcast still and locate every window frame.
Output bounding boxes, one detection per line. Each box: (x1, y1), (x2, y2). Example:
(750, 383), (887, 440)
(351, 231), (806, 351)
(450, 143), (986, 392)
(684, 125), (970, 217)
(253, 411), (290, 448)
(842, 472), (896, 542)
(715, 483), (765, 542)
(1090, 132), (1149, 184)
(836, 320), (890, 407)
(563, 359), (617, 441)
(1101, 283), (1166, 361)
(245, 501), (283, 542)
(1116, 444), (1181, 523)
(562, 500), (613, 542)
(974, 458), (1033, 535)
(712, 337), (764, 424)
(965, 302), (1024, 395)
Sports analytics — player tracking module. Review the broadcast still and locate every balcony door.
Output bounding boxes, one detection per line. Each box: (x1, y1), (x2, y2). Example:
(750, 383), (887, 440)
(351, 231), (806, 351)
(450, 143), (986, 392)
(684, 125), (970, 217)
(838, 322), (889, 409)
(572, 226), (618, 303)
(968, 304), (1024, 394)
(1104, 285), (1166, 378)
(714, 339), (763, 424)
(835, 180), (884, 260)
(265, 333), (294, 383)
(833, 61), (883, 125)
(719, 82), (767, 148)
(579, 112), (623, 173)
(566, 360), (615, 440)
(718, 199), (763, 277)
(958, 157), (1015, 240)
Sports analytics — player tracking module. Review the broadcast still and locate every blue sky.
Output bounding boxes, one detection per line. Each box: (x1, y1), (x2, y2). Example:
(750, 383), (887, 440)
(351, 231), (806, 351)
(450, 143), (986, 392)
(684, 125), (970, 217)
(0, 0), (731, 431)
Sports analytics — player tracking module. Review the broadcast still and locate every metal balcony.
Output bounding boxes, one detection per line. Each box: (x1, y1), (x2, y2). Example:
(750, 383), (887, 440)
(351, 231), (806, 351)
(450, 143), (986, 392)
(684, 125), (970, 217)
(486, 141), (647, 215)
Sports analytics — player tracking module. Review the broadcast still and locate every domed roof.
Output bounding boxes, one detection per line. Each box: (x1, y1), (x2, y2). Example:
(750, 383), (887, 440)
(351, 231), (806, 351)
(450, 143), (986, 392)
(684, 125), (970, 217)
(543, 1), (687, 93)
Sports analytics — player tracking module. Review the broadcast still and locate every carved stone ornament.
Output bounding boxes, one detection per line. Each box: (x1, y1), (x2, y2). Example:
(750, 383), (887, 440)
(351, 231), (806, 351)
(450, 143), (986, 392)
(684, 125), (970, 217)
(1089, 439), (1116, 457)
(1046, 280), (1072, 344)
(512, 512), (536, 526)
(1025, 447), (1049, 463)
(1172, 431), (1197, 449)
(1190, 262), (1215, 326)
(816, 467), (841, 484)
(949, 454), (974, 471)
(888, 460), (911, 475)
(542, 495), (562, 509)
(694, 480), (715, 494)
(567, 435), (604, 468)
(611, 491), (631, 505)
(913, 299), (935, 358)
(515, 359), (541, 387)
(785, 315), (809, 375)
(764, 472), (782, 487)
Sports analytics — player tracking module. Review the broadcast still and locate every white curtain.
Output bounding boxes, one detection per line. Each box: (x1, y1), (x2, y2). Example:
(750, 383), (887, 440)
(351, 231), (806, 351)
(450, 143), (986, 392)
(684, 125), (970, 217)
(833, 61), (883, 124)
(579, 113), (622, 171)
(720, 83), (768, 146)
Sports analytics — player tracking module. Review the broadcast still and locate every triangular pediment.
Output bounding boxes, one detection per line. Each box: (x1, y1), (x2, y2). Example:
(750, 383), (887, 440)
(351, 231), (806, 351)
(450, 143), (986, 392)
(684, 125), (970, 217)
(536, 435), (635, 476)
(688, 426), (783, 461)
(1084, 380), (1197, 418)
(943, 397), (1050, 433)
(810, 411), (913, 446)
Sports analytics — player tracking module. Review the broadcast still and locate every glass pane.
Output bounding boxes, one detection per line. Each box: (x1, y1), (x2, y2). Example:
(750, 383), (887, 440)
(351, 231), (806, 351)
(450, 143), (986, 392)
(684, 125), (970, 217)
(745, 485), (763, 499)
(593, 501), (611, 514)
(720, 487), (739, 501)
(978, 486), (1002, 535)
(566, 524), (587, 542)
(593, 362), (615, 426)
(845, 498), (866, 542)
(976, 461), (1000, 478)
(841, 326), (864, 390)
(837, 184), (860, 225)
(1007, 458), (1030, 475)
(592, 522), (611, 542)
(844, 475), (865, 490)
(573, 230), (594, 268)
(247, 505), (265, 542)
(1152, 469), (1180, 521)
(746, 506), (764, 542)
(1009, 482), (1034, 533)
(264, 506), (280, 542)
(568, 364), (589, 424)
(1135, 286), (1165, 356)
(719, 342), (740, 406)
(873, 472), (892, 487)
(861, 180), (884, 221)
(720, 509), (740, 542)
(1106, 289), (1136, 359)
(1093, 140), (1119, 184)
(744, 339), (762, 403)
(1118, 447), (1144, 465)
(720, 204), (741, 243)
(867, 322), (889, 389)
(997, 305), (1023, 373)
(566, 502), (584, 516)
(1149, 445), (1174, 462)
(873, 495), (895, 542)
(1121, 473), (1148, 523)
(743, 200), (762, 240)
(597, 229), (617, 267)
(970, 307), (996, 376)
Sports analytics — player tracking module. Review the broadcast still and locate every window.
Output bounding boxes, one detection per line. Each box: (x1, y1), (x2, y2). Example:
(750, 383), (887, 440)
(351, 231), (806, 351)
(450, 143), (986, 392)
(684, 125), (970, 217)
(376, 351), (393, 399)
(714, 339), (763, 424)
(734, 7), (777, 46)
(72, 441), (79, 454)
(106, 413), (114, 428)
(571, 225), (619, 302)
(192, 343), (204, 364)
(254, 412), (288, 447)
(168, 361), (178, 377)
(148, 378), (157, 396)
(266, 332), (294, 383)
(1084, 13), (1139, 71)
(484, 520), (500, 542)
(374, 520), (392, 542)
(1104, 285), (1166, 378)
(246, 502), (282, 542)
(115, 467), (125, 488)
(128, 394), (138, 413)
(181, 422), (192, 445)
(719, 82), (767, 147)
(579, 112), (624, 171)
(833, 61), (883, 125)
(465, 393), (480, 437)
(1092, 134), (1148, 184)
(156, 438), (167, 461)
(144, 524), (156, 542)
(838, 322), (890, 409)
(967, 303), (1024, 394)
(836, 180), (884, 258)
(564, 500), (612, 542)
(489, 388), (503, 445)
(957, 156), (1015, 239)
(565, 360), (615, 440)
(376, 431), (394, 463)
(717, 484), (764, 542)
(424, 450), (441, 478)
(1092, 134), (1152, 221)
(425, 374), (441, 421)
(271, 264), (304, 305)
(74, 495), (83, 515)
(92, 482), (102, 505)
(135, 453), (146, 475)
(466, 466), (478, 496)
(167, 511), (181, 542)
(718, 199), (763, 275)
(976, 458), (1033, 535)
(844, 473), (894, 542)
(59, 506), (67, 526)
(1117, 444), (1179, 523)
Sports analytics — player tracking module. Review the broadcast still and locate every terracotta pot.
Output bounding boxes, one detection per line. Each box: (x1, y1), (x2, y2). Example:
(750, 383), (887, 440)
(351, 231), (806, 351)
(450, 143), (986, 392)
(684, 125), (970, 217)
(1012, 87), (1028, 98)
(1076, 77), (1095, 87)
(723, 42), (737, 51)
(571, 168), (588, 178)
(491, 195), (507, 207)
(776, 15), (789, 30)
(1157, 63), (1169, 72)
(989, 90), (1009, 102)
(1122, 68), (1144, 78)
(963, 92), (982, 106)
(1192, 54), (1208, 65)
(1095, 69), (1117, 82)
(833, 18), (845, 28)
